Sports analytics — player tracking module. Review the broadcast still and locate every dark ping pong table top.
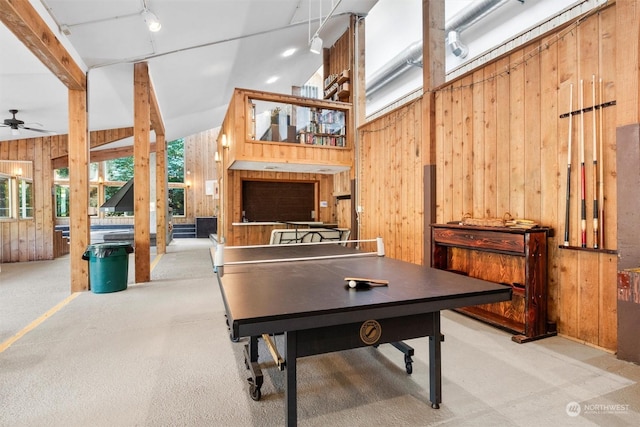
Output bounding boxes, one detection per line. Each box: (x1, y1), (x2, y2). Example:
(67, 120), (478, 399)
(217, 244), (512, 339)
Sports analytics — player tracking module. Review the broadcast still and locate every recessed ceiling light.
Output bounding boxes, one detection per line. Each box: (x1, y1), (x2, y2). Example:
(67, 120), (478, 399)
(266, 76), (278, 84)
(282, 48), (296, 57)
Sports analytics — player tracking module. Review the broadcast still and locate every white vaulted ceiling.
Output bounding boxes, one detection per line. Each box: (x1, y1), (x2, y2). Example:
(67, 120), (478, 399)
(0, 0), (378, 144)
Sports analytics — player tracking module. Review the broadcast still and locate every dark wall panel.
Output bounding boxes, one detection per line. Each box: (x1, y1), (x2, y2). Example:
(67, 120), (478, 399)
(242, 181), (315, 222)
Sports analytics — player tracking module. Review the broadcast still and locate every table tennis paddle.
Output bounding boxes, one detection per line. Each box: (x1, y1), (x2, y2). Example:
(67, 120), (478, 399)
(344, 277), (389, 290)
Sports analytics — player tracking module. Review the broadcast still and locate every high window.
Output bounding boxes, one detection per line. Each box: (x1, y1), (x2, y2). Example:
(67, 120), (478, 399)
(53, 138), (187, 218)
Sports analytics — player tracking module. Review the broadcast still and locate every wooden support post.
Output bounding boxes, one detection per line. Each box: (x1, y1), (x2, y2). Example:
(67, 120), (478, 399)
(352, 14), (365, 242)
(68, 89), (90, 292)
(422, 0), (445, 264)
(155, 133), (167, 254)
(134, 62), (151, 283)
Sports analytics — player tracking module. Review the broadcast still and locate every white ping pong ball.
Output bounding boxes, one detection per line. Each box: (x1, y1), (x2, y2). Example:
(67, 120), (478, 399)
(349, 280), (356, 288)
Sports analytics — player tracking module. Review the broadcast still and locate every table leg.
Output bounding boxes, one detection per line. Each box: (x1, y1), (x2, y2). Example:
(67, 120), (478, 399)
(244, 336), (263, 401)
(429, 311), (442, 409)
(249, 335), (259, 362)
(285, 331), (298, 426)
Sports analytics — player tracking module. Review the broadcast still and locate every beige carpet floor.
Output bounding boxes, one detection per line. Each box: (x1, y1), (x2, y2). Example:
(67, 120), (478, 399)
(1, 239), (639, 426)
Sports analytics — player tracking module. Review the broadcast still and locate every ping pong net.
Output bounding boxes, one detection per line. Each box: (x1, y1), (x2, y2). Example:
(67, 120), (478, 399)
(212, 237), (385, 270)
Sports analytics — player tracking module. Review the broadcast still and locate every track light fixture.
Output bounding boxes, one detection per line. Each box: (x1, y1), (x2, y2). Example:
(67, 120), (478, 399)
(309, 36), (323, 54)
(308, 0), (341, 55)
(142, 7), (161, 32)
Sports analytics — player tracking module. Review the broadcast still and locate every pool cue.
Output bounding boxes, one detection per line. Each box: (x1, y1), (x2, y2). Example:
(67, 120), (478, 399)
(563, 83), (573, 247)
(598, 78), (605, 249)
(591, 75), (599, 249)
(580, 79), (587, 248)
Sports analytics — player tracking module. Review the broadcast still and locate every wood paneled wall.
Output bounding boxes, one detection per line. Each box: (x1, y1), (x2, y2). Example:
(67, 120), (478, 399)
(325, 28), (352, 79)
(0, 137), (56, 262)
(182, 128), (219, 223)
(358, 5), (617, 350)
(359, 98), (424, 265)
(0, 161), (33, 177)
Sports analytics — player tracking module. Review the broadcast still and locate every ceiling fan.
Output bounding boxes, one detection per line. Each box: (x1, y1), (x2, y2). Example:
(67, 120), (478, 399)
(1, 109), (53, 136)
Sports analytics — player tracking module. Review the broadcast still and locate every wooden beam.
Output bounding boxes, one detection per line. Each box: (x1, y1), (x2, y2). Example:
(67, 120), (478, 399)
(90, 127), (134, 149)
(50, 127), (134, 160)
(149, 77), (165, 136)
(51, 142), (158, 169)
(134, 62), (151, 283)
(0, 0), (85, 90)
(68, 89), (89, 292)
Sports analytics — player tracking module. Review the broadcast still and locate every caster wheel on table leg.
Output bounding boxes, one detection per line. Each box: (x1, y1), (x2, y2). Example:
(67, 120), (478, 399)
(404, 354), (413, 374)
(247, 378), (262, 401)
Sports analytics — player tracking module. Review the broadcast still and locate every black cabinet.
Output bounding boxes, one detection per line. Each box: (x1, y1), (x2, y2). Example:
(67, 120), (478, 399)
(196, 217), (217, 238)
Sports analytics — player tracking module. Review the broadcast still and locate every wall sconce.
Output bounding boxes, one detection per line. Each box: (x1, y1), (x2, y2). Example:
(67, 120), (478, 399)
(98, 176), (103, 183)
(214, 152), (220, 162)
(15, 167), (22, 177)
(221, 133), (228, 148)
(186, 180), (191, 188)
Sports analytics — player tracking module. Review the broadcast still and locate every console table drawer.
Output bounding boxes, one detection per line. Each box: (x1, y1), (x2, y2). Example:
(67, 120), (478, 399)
(432, 228), (525, 255)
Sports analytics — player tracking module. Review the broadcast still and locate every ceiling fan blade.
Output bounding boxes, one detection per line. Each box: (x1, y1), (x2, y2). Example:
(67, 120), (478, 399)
(21, 126), (54, 134)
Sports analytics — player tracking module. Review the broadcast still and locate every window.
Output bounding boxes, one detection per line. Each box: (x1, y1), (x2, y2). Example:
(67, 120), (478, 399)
(169, 187), (185, 216)
(168, 139), (186, 217)
(18, 179), (33, 218)
(55, 185), (70, 217)
(89, 185), (98, 216)
(52, 138), (187, 218)
(0, 175), (10, 218)
(105, 157), (133, 182)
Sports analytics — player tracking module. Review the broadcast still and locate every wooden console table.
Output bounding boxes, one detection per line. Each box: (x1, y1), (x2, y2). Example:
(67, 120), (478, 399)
(431, 223), (557, 343)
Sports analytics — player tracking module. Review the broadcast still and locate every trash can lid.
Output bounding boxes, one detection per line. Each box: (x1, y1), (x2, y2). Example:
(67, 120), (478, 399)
(84, 242), (134, 257)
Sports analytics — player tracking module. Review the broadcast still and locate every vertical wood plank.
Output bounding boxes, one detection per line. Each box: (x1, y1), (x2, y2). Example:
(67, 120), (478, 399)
(524, 47), (541, 220)
(556, 18), (579, 338)
(509, 49), (525, 218)
(597, 5), (617, 350)
(540, 34), (559, 323)
(461, 75), (474, 218)
(495, 56), (511, 217)
(576, 12), (600, 344)
(472, 69), (485, 217)
(451, 80), (464, 220)
(484, 62), (497, 218)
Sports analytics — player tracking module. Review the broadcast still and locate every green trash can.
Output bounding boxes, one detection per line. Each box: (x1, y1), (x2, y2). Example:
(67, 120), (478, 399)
(82, 242), (134, 293)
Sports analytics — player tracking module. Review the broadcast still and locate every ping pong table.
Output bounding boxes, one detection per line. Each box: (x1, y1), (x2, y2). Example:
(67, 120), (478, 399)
(213, 240), (511, 426)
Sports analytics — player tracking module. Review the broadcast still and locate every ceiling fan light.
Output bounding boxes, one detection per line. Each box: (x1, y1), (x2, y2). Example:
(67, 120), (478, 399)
(142, 9), (162, 32)
(310, 36), (323, 54)
(11, 127), (20, 136)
